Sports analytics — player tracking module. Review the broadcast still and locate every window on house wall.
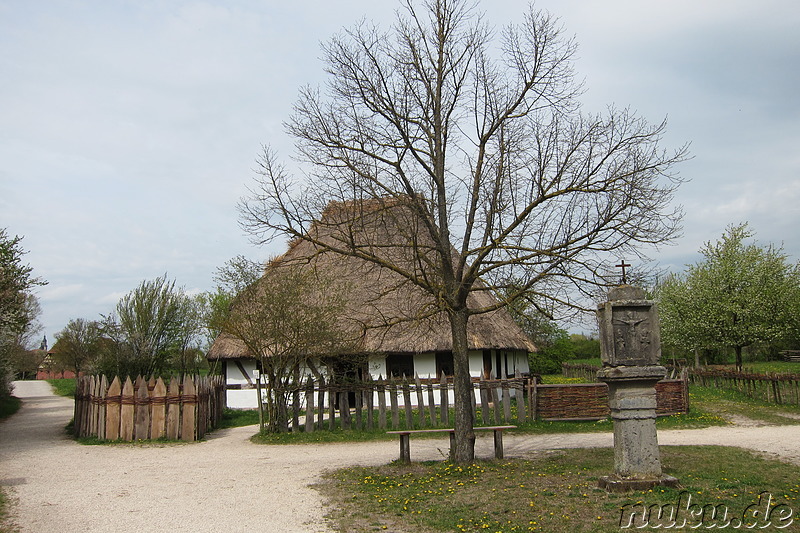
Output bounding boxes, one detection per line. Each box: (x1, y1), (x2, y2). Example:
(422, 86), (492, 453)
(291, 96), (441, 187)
(435, 351), (454, 376)
(386, 353), (414, 378)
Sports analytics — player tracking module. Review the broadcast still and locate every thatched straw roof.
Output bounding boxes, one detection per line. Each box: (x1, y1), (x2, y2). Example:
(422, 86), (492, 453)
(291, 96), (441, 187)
(208, 198), (535, 360)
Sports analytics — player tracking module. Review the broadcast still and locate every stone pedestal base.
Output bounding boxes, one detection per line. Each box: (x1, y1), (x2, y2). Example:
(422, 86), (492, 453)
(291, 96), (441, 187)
(598, 474), (680, 493)
(597, 365), (679, 491)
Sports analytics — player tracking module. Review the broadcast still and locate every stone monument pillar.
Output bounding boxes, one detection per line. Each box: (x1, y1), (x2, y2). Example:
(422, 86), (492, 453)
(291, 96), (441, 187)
(596, 285), (679, 492)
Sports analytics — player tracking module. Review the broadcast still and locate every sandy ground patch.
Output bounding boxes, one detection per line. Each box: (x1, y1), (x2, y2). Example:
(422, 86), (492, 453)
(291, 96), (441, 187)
(3, 381), (800, 532)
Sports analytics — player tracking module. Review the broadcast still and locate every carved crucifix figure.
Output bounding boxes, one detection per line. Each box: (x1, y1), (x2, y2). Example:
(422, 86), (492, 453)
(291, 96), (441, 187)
(613, 309), (649, 360)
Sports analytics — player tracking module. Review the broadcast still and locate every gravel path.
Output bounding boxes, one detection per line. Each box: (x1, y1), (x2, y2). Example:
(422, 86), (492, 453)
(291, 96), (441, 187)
(2, 381), (800, 532)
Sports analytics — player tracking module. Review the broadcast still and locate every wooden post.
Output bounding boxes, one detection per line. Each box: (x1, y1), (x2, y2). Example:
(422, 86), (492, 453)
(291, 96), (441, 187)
(72, 377), (82, 437)
(516, 379), (527, 425)
(530, 375), (538, 421)
(402, 377), (414, 429)
(427, 379), (436, 427)
(80, 376), (91, 437)
(354, 385), (363, 431)
(120, 377), (135, 441)
(414, 374), (426, 428)
(377, 376), (387, 430)
(502, 375), (512, 423)
(151, 377), (167, 439)
(88, 376), (98, 438)
(493, 429), (505, 459)
(97, 375), (108, 440)
(399, 433), (410, 463)
(471, 379), (478, 425)
(480, 377), (490, 425)
(292, 378), (301, 432)
(340, 390), (351, 430)
(389, 380), (399, 429)
(181, 375), (197, 442)
(365, 376), (375, 431)
(134, 378), (151, 440)
(491, 373), (502, 424)
(317, 375), (326, 430)
(105, 376), (122, 440)
(305, 377), (315, 433)
(440, 372), (449, 427)
(166, 377), (181, 440)
(328, 381), (336, 431)
(254, 370), (264, 434)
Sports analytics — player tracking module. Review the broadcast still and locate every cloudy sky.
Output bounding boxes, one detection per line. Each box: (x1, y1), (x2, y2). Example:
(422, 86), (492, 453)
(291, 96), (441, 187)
(2, 0), (799, 341)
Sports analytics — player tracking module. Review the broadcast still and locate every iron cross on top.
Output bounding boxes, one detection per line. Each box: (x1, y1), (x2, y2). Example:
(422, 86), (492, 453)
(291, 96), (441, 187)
(615, 259), (632, 285)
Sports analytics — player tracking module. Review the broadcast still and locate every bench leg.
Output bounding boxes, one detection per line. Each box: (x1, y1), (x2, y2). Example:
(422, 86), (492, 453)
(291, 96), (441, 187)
(493, 430), (504, 459)
(399, 434), (410, 462)
(449, 432), (455, 461)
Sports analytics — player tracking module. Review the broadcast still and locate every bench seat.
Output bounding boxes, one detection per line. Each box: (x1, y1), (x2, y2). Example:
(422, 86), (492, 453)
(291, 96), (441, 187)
(387, 425), (516, 462)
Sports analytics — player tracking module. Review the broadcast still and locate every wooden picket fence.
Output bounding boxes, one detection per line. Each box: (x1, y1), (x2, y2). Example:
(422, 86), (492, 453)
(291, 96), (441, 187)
(691, 368), (800, 405)
(273, 372), (689, 432)
(280, 374), (529, 433)
(73, 374), (225, 441)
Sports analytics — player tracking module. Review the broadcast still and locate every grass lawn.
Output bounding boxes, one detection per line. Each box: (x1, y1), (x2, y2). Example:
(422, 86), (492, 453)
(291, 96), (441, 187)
(320, 446), (800, 532)
(46, 378), (76, 398)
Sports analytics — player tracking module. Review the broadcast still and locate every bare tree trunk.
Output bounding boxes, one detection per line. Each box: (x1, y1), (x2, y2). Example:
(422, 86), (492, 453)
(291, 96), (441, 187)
(449, 308), (475, 463)
(735, 346), (743, 371)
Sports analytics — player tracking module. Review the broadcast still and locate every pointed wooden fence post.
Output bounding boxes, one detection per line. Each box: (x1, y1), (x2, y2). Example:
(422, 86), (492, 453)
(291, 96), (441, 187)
(181, 375), (197, 442)
(516, 378), (527, 425)
(304, 377), (315, 433)
(365, 374), (374, 431)
(151, 377), (167, 439)
(97, 375), (108, 440)
(354, 383), (363, 431)
(426, 379), (436, 427)
(72, 377), (84, 437)
(440, 372), (449, 427)
(389, 379), (399, 429)
(377, 376), (387, 430)
(105, 376), (122, 440)
(480, 375), (490, 425)
(502, 374), (512, 423)
(166, 377), (181, 440)
(81, 376), (92, 437)
(471, 378), (478, 425)
(315, 375), (325, 430)
(328, 380), (336, 431)
(88, 376), (99, 438)
(402, 377), (414, 429)
(134, 378), (151, 440)
(491, 373), (502, 424)
(292, 379), (301, 432)
(414, 374), (427, 428)
(120, 377), (135, 441)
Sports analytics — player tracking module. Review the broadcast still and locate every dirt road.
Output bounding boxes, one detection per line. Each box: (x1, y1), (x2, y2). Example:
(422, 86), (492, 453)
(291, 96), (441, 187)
(2, 381), (799, 532)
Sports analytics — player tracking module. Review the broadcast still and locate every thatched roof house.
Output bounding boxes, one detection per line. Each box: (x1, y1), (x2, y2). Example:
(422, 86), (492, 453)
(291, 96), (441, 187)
(208, 198), (534, 407)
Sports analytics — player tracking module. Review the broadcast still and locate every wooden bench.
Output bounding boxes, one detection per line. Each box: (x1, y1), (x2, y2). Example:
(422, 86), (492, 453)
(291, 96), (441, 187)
(387, 425), (516, 462)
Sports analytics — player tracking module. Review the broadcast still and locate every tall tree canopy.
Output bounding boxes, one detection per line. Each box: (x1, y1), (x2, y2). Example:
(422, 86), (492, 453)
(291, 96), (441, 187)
(1, 229), (46, 396)
(240, 0), (686, 461)
(658, 223), (800, 369)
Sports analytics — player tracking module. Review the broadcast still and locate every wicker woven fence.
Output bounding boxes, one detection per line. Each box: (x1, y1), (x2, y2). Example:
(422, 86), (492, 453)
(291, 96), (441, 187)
(273, 372), (689, 432)
(73, 374), (225, 442)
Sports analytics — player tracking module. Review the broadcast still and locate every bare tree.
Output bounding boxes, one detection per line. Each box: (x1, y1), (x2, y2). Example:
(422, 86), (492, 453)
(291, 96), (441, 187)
(53, 318), (102, 381)
(240, 0), (686, 461)
(221, 263), (354, 433)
